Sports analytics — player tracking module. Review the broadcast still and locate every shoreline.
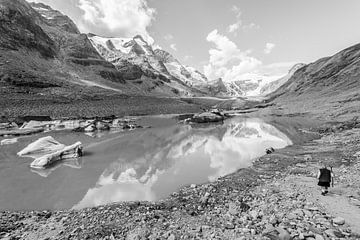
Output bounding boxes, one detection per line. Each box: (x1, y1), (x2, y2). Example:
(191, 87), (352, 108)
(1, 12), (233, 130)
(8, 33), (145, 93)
(1, 116), (360, 239)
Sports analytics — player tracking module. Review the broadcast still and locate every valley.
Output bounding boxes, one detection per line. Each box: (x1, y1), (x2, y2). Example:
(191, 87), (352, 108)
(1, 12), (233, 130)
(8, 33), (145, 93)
(0, 0), (360, 239)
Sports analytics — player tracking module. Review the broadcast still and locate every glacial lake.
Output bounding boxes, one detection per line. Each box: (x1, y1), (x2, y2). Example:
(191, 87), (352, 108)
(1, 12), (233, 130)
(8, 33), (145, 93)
(0, 116), (292, 211)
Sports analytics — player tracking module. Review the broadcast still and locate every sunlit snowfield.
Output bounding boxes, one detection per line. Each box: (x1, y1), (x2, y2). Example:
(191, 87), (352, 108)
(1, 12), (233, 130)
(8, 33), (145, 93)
(0, 117), (292, 211)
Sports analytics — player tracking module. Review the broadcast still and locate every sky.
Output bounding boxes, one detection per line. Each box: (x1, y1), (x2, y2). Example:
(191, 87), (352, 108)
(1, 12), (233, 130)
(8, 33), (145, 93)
(27, 0), (360, 82)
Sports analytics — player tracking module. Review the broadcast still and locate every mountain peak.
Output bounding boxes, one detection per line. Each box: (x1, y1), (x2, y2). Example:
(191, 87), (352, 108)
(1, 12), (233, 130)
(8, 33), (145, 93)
(29, 1), (79, 34)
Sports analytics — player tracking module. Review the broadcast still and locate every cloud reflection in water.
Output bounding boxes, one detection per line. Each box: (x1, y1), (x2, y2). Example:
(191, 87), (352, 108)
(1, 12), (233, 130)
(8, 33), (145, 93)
(73, 118), (292, 209)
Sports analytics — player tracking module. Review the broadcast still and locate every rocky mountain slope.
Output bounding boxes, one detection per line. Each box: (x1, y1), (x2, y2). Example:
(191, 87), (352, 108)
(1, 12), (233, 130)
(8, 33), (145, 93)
(260, 63), (306, 96)
(0, 0), (210, 100)
(268, 43), (360, 120)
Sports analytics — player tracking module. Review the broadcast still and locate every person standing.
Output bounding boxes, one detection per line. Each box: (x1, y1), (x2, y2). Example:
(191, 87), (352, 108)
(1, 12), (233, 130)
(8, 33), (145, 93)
(317, 164), (334, 195)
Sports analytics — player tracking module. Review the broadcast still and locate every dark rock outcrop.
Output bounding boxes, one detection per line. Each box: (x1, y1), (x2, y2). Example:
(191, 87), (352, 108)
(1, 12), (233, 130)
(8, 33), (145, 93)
(0, 0), (56, 58)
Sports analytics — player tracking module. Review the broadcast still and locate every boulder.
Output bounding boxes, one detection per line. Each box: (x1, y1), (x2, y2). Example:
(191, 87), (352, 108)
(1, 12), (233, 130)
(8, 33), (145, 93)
(0, 122), (18, 130)
(17, 136), (82, 169)
(314, 234), (324, 240)
(84, 124), (96, 132)
(190, 112), (225, 124)
(277, 228), (291, 240)
(0, 128), (44, 137)
(332, 216), (345, 225)
(266, 147), (275, 154)
(16, 116), (52, 125)
(95, 121), (110, 131)
(20, 120), (63, 129)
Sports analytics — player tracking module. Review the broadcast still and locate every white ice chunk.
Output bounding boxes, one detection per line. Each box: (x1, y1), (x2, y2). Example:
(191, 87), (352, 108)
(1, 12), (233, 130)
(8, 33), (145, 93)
(30, 141), (82, 169)
(17, 136), (83, 169)
(17, 136), (65, 158)
(1, 138), (18, 145)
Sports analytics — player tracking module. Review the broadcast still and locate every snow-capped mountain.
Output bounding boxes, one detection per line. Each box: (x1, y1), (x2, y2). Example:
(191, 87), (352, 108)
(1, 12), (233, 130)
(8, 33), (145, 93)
(88, 34), (212, 96)
(88, 34), (239, 97)
(224, 73), (286, 97)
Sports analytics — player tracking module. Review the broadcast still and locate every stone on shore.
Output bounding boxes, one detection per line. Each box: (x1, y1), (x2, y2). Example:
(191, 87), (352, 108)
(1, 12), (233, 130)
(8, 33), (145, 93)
(332, 216), (345, 225)
(0, 128), (44, 137)
(0, 122), (18, 130)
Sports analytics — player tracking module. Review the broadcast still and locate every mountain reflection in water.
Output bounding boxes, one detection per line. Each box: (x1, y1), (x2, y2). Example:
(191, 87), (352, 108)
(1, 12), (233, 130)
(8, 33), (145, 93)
(73, 118), (292, 209)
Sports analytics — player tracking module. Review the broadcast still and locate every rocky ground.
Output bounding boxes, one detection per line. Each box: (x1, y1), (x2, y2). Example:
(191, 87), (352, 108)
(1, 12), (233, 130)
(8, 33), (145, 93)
(0, 117), (359, 239)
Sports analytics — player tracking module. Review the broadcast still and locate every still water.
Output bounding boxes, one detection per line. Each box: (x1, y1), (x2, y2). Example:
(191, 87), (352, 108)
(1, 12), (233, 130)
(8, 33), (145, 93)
(0, 117), (292, 210)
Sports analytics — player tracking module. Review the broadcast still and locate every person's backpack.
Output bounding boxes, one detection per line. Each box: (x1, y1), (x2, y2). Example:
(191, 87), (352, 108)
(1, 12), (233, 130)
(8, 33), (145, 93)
(319, 168), (331, 182)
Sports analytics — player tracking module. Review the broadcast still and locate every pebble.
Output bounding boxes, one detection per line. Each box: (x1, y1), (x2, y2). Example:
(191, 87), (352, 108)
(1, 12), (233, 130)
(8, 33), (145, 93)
(228, 202), (238, 215)
(314, 234), (324, 240)
(332, 216), (345, 225)
(168, 234), (176, 240)
(225, 222), (235, 229)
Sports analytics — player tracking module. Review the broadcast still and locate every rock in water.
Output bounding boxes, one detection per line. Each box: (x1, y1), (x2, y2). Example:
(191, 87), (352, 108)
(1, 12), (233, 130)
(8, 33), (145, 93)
(190, 112), (224, 124)
(17, 136), (83, 169)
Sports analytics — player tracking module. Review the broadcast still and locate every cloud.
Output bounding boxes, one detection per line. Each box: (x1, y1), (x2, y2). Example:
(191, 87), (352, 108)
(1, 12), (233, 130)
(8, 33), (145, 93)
(228, 21), (242, 33)
(164, 34), (174, 41)
(228, 5), (260, 34)
(204, 30), (262, 82)
(264, 43), (276, 54)
(26, 0), (156, 43)
(170, 43), (177, 51)
(78, 0), (156, 43)
(228, 5), (242, 34)
(231, 5), (242, 19)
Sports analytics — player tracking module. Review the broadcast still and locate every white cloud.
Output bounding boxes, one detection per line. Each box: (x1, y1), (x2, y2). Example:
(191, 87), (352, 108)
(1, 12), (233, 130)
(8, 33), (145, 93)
(78, 0), (156, 44)
(228, 21), (242, 33)
(170, 43), (177, 51)
(228, 6), (259, 34)
(164, 34), (174, 41)
(264, 43), (276, 54)
(231, 5), (242, 19)
(228, 5), (242, 34)
(204, 30), (262, 82)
